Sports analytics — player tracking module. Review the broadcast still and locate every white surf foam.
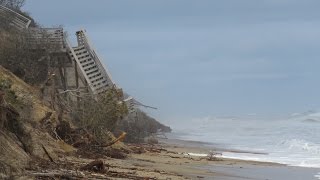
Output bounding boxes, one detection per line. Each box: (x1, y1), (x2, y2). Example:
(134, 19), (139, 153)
(220, 138), (320, 168)
(173, 115), (320, 168)
(182, 152), (208, 157)
(280, 139), (320, 154)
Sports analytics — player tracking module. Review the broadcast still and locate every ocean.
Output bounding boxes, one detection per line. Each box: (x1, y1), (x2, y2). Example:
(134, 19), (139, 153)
(170, 112), (320, 168)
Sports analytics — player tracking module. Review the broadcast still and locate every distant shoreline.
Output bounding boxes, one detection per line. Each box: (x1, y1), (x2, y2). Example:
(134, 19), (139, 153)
(160, 135), (269, 155)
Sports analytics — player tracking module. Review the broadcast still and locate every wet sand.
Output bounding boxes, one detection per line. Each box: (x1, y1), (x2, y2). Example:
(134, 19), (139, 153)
(123, 139), (320, 180)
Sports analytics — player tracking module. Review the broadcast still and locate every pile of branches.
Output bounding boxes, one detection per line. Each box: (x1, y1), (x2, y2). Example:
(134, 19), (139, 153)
(55, 120), (95, 148)
(54, 120), (128, 159)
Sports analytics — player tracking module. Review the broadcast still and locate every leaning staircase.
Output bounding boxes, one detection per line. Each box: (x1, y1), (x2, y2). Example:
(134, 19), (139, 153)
(0, 5), (156, 112)
(68, 30), (115, 95)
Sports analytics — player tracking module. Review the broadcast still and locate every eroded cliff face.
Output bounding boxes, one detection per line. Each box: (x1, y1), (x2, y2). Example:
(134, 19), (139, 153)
(0, 66), (73, 177)
(0, 65), (133, 177)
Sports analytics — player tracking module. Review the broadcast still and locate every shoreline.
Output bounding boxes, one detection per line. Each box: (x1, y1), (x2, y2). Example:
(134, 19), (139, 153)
(153, 137), (320, 180)
(162, 134), (320, 168)
(23, 137), (320, 179)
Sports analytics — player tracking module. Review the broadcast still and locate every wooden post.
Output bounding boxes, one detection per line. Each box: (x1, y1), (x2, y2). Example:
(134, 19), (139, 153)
(74, 60), (80, 109)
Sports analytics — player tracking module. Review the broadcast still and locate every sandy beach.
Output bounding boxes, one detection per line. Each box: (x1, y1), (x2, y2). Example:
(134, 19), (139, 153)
(20, 135), (319, 179)
(155, 138), (320, 180)
(116, 138), (320, 180)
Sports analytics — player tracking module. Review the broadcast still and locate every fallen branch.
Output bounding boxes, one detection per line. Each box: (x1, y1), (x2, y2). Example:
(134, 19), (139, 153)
(94, 132), (126, 147)
(41, 145), (54, 163)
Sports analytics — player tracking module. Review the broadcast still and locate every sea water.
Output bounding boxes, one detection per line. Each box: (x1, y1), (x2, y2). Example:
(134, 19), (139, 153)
(171, 113), (320, 168)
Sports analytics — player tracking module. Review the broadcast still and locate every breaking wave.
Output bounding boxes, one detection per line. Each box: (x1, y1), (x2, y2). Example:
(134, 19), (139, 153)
(173, 115), (320, 168)
(279, 139), (320, 155)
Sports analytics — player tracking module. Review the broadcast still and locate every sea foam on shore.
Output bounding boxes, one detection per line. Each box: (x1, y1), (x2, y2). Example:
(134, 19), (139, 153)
(170, 115), (320, 168)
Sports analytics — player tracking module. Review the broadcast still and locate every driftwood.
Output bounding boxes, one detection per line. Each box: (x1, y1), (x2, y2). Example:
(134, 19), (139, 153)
(80, 160), (107, 173)
(95, 132), (127, 148)
(206, 151), (222, 161)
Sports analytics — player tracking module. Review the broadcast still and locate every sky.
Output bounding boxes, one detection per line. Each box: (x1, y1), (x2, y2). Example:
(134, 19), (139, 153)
(23, 0), (320, 125)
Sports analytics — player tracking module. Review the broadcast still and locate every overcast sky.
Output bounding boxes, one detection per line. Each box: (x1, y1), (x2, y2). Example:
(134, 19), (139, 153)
(24, 0), (320, 125)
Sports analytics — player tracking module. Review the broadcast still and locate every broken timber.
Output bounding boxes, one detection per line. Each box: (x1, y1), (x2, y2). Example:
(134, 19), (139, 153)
(0, 5), (31, 29)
